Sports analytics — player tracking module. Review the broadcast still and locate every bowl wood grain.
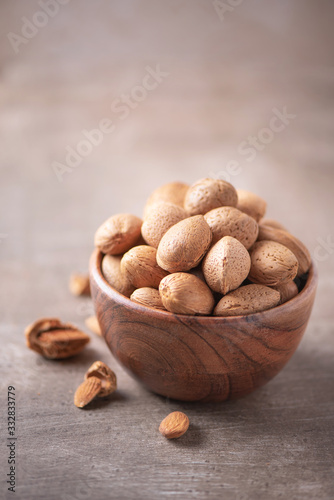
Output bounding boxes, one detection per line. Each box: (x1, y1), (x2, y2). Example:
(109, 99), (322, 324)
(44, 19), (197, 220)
(90, 250), (317, 402)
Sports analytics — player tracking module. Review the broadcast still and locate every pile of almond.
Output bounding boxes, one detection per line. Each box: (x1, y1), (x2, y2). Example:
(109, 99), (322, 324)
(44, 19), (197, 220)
(95, 178), (311, 316)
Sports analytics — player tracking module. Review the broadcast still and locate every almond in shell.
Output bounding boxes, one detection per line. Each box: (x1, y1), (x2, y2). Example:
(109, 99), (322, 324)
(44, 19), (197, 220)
(214, 284), (280, 316)
(202, 236), (251, 294)
(156, 215), (212, 272)
(249, 240), (298, 286)
(204, 206), (258, 249)
(159, 273), (215, 315)
(184, 178), (238, 216)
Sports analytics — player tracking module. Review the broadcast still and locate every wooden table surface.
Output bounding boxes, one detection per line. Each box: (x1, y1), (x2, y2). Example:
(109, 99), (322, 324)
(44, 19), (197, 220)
(1, 1), (333, 499)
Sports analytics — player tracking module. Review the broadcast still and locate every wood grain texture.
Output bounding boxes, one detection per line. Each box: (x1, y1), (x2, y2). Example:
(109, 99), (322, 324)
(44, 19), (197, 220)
(1, 1), (334, 499)
(90, 250), (317, 402)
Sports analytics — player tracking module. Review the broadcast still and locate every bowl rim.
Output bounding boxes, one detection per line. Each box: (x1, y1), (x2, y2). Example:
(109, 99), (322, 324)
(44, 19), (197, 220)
(90, 249), (318, 323)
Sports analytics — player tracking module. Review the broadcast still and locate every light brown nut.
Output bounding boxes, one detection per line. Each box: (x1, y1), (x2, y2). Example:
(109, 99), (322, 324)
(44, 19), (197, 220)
(257, 225), (311, 276)
(121, 245), (168, 288)
(156, 215), (212, 272)
(184, 178), (238, 216)
(102, 254), (135, 297)
(214, 284), (280, 316)
(130, 287), (166, 311)
(159, 411), (189, 439)
(94, 213), (142, 255)
(249, 240), (298, 287)
(143, 182), (189, 218)
(159, 273), (215, 315)
(74, 376), (102, 408)
(69, 273), (91, 296)
(202, 236), (251, 295)
(204, 206), (259, 249)
(236, 189), (267, 222)
(85, 361), (117, 397)
(272, 281), (299, 304)
(261, 219), (287, 231)
(141, 202), (188, 248)
(85, 316), (101, 336)
(25, 318), (90, 359)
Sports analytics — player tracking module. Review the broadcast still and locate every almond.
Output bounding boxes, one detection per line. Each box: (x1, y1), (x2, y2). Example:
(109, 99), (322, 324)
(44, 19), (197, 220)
(74, 376), (102, 408)
(143, 182), (189, 218)
(141, 202), (187, 248)
(94, 213), (142, 255)
(157, 215), (212, 272)
(272, 281), (299, 304)
(257, 225), (311, 276)
(204, 206), (259, 249)
(249, 240), (298, 286)
(102, 254), (135, 297)
(85, 361), (117, 397)
(130, 287), (166, 311)
(202, 236), (251, 294)
(184, 178), (238, 215)
(159, 273), (214, 315)
(85, 315), (102, 336)
(236, 189), (267, 222)
(25, 318), (90, 359)
(69, 273), (91, 296)
(159, 411), (189, 439)
(121, 245), (168, 288)
(214, 284), (280, 316)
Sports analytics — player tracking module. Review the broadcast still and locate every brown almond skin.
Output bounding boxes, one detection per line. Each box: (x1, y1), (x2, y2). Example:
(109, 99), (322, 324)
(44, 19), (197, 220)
(121, 245), (168, 289)
(261, 219), (287, 231)
(159, 273), (215, 315)
(143, 182), (189, 218)
(94, 213), (142, 255)
(202, 236), (251, 295)
(249, 240), (298, 286)
(74, 376), (102, 408)
(214, 284), (281, 316)
(272, 281), (299, 304)
(184, 178), (238, 216)
(141, 203), (188, 248)
(130, 287), (166, 311)
(102, 255), (135, 297)
(204, 206), (259, 249)
(157, 215), (212, 272)
(257, 225), (311, 276)
(159, 411), (189, 439)
(236, 189), (267, 222)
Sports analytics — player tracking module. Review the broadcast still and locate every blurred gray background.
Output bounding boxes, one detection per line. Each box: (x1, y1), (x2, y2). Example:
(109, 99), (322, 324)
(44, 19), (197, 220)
(1, 1), (333, 499)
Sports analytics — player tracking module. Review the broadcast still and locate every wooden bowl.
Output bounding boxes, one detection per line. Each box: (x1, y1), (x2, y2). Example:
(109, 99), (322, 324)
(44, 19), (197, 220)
(89, 250), (317, 402)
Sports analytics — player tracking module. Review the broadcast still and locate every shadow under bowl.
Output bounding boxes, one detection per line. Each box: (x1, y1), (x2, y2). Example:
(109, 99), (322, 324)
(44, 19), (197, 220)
(89, 250), (317, 402)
